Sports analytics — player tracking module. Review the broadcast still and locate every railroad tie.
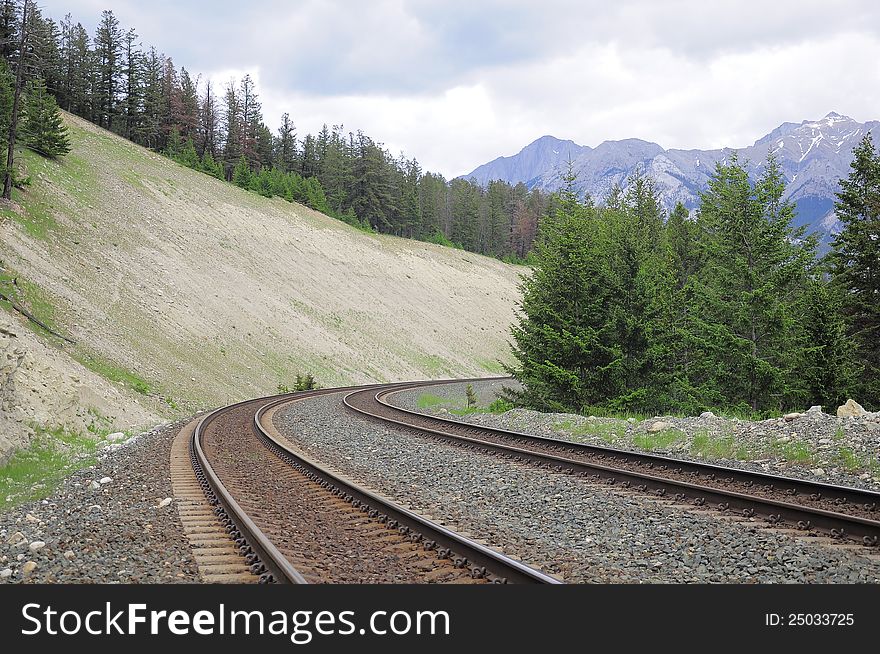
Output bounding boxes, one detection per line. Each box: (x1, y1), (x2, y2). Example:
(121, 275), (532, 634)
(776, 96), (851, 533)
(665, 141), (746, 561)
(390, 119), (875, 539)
(170, 418), (257, 584)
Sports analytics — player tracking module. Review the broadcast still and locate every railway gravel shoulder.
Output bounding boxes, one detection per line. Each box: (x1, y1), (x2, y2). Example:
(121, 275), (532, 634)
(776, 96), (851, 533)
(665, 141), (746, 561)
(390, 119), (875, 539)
(0, 420), (200, 583)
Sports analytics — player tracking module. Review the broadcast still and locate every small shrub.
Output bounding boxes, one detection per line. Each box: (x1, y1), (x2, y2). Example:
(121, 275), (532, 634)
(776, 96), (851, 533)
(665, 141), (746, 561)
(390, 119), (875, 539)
(465, 384), (477, 409)
(488, 398), (514, 413)
(278, 373), (320, 394)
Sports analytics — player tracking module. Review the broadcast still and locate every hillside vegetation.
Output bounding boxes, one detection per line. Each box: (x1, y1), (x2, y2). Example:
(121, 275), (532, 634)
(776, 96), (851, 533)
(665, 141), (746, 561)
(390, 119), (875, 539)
(1, 113), (522, 420)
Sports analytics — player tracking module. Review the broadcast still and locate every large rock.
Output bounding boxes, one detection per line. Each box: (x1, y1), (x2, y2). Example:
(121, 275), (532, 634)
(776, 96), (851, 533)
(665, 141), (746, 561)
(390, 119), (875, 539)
(837, 399), (868, 418)
(648, 421), (674, 433)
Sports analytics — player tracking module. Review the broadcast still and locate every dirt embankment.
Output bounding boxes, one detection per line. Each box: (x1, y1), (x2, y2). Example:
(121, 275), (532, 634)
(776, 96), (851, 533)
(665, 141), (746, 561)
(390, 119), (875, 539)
(0, 112), (523, 459)
(0, 312), (160, 462)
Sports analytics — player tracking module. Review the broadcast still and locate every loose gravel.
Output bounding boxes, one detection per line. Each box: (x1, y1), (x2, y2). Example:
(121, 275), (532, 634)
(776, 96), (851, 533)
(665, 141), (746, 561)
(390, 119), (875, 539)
(276, 389), (880, 583)
(0, 421), (200, 584)
(393, 380), (880, 492)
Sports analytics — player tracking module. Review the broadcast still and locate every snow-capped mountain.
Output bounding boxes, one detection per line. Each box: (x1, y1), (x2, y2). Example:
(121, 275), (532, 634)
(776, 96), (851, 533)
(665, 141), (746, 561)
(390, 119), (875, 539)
(461, 112), (878, 248)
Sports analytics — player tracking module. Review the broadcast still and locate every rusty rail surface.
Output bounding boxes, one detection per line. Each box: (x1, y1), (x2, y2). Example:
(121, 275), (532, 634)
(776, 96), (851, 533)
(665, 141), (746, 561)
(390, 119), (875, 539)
(190, 379), (560, 583)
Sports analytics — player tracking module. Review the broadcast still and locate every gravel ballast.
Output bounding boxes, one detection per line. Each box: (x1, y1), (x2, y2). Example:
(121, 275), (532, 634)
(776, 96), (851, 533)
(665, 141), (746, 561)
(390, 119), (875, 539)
(393, 380), (880, 492)
(0, 422), (200, 584)
(276, 389), (880, 583)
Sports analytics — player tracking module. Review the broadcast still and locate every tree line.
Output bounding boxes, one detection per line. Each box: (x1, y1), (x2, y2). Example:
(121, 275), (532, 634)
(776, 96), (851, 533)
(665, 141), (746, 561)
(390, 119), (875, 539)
(509, 140), (879, 416)
(0, 2), (546, 260)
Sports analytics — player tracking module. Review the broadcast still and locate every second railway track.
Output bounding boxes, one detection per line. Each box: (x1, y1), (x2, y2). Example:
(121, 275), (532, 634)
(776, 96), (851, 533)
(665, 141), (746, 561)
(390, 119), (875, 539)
(344, 383), (880, 549)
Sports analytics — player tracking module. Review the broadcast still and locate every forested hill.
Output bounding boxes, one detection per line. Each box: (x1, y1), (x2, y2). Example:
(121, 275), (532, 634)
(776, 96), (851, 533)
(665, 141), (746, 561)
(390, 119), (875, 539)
(0, 4), (547, 261)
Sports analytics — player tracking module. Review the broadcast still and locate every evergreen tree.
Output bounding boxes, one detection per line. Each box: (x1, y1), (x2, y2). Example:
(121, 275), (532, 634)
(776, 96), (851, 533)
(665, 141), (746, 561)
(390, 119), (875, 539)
(232, 155), (251, 188)
(0, 57), (12, 151)
(139, 47), (163, 149)
(121, 27), (142, 140)
(199, 149), (223, 179)
(164, 125), (182, 158)
(830, 133), (880, 407)
(93, 9), (122, 129)
(796, 278), (858, 409)
(276, 112), (296, 173)
(198, 79), (218, 160)
(652, 201), (705, 411)
(604, 169), (666, 409)
(21, 77), (70, 157)
(221, 79), (242, 179)
(178, 67), (199, 140)
(507, 168), (617, 412)
(690, 154), (815, 413)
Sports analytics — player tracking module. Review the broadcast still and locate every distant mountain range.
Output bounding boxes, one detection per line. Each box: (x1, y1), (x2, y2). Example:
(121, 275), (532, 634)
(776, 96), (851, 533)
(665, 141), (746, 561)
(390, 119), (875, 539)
(461, 112), (878, 248)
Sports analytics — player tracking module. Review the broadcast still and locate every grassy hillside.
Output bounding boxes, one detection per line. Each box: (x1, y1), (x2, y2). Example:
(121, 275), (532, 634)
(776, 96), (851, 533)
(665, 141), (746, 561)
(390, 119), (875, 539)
(0, 112), (523, 414)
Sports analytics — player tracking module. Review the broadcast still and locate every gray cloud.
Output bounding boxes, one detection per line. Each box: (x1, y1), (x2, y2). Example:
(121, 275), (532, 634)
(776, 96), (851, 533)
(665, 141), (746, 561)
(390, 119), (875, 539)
(38, 1), (880, 176)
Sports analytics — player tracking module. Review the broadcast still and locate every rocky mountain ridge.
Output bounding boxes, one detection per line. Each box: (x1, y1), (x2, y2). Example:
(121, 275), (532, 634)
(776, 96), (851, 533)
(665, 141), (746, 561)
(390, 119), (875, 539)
(462, 112), (879, 247)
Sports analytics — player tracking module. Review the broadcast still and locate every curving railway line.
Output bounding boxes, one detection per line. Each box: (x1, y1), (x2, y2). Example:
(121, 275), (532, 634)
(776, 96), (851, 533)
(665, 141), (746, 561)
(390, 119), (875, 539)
(343, 383), (880, 550)
(178, 378), (879, 584)
(184, 382), (561, 584)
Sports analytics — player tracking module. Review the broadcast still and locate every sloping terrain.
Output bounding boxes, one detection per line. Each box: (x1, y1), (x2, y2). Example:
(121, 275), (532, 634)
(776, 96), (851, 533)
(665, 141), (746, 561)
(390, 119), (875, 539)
(0, 311), (160, 463)
(0, 113), (522, 456)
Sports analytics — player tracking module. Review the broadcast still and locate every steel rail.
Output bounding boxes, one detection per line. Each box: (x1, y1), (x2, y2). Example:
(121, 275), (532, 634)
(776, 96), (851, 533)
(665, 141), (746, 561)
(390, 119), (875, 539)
(341, 385), (880, 547)
(191, 378), (558, 583)
(377, 385), (880, 511)
(254, 392), (562, 584)
(191, 399), (309, 584)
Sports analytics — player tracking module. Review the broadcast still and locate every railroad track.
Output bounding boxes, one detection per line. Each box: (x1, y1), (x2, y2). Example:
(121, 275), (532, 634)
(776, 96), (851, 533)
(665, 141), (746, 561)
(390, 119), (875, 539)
(187, 382), (561, 584)
(343, 383), (880, 550)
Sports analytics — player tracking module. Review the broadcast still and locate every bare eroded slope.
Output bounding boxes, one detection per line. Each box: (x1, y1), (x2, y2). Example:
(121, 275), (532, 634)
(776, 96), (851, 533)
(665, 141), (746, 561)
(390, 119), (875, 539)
(0, 113), (522, 416)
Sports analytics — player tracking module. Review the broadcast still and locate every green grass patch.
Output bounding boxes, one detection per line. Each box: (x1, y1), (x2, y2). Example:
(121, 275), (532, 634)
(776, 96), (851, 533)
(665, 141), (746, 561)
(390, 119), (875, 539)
(0, 268), (64, 338)
(579, 406), (655, 422)
(633, 428), (685, 451)
(73, 352), (153, 396)
(690, 430), (744, 459)
(832, 446), (880, 474)
(555, 420), (626, 444)
(771, 439), (815, 465)
(0, 426), (105, 511)
(450, 397), (514, 416)
(417, 393), (447, 409)
(477, 359), (506, 374)
(2, 190), (59, 241)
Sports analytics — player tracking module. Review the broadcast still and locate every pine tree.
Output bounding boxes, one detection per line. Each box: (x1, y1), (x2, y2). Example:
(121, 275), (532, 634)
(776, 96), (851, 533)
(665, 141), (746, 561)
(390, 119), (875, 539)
(651, 201), (705, 411)
(164, 125), (182, 158)
(121, 28), (141, 140)
(198, 79), (218, 160)
(232, 155), (251, 189)
(796, 279), (858, 409)
(199, 149), (223, 179)
(21, 77), (71, 157)
(830, 133), (880, 408)
(93, 9), (122, 129)
(604, 169), (666, 409)
(0, 58), (12, 152)
(3, 0), (30, 199)
(139, 47), (163, 149)
(507, 167), (617, 412)
(221, 79), (242, 179)
(276, 112), (296, 173)
(690, 154), (815, 413)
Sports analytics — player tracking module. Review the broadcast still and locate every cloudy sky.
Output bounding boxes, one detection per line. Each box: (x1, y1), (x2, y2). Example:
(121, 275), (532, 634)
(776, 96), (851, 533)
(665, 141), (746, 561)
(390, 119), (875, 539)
(41, 0), (880, 178)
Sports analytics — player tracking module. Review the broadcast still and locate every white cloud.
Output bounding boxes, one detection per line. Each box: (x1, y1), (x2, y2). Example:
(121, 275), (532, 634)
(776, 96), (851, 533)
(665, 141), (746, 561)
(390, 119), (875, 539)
(38, 0), (880, 177)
